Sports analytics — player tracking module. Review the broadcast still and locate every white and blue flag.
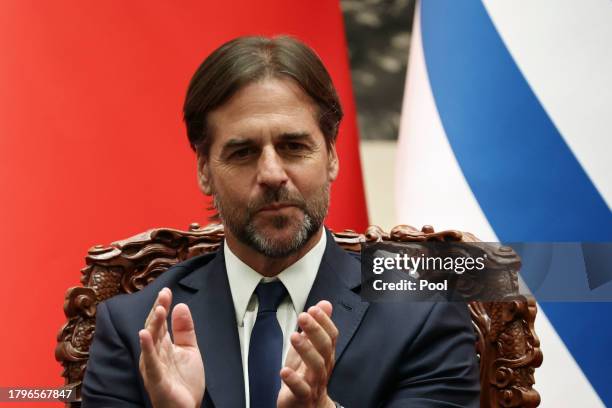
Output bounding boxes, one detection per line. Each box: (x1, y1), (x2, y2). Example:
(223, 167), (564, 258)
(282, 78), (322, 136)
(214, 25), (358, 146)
(396, 1), (612, 406)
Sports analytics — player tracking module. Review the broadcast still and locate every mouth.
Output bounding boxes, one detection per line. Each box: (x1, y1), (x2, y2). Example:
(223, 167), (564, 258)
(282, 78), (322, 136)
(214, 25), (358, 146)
(257, 203), (298, 213)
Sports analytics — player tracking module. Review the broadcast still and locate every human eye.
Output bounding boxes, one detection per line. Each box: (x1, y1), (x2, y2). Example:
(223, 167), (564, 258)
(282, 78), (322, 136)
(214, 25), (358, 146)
(228, 146), (257, 161)
(279, 141), (309, 154)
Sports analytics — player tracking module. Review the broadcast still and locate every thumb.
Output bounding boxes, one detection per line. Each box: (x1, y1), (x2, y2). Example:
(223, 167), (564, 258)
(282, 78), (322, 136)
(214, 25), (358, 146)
(171, 303), (198, 348)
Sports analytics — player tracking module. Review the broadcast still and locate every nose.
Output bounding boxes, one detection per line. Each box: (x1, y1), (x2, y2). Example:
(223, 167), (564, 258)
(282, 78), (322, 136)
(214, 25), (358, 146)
(256, 146), (288, 189)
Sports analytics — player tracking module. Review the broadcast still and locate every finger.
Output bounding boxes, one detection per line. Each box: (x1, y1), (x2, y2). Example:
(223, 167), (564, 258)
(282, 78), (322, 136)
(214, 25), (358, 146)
(144, 288), (169, 328)
(308, 305), (339, 346)
(299, 312), (333, 363)
(138, 329), (164, 385)
(290, 332), (326, 382)
(316, 300), (333, 317)
(283, 338), (302, 371)
(280, 367), (311, 400)
(283, 331), (307, 371)
(144, 288), (172, 328)
(159, 287), (173, 309)
(146, 289), (173, 346)
(149, 305), (168, 348)
(171, 303), (198, 348)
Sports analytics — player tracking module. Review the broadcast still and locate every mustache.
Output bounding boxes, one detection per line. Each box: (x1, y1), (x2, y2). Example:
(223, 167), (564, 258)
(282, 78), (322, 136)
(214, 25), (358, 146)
(248, 186), (306, 213)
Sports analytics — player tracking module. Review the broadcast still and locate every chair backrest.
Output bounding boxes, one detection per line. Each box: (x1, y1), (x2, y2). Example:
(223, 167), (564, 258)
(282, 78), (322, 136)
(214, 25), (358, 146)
(56, 223), (542, 407)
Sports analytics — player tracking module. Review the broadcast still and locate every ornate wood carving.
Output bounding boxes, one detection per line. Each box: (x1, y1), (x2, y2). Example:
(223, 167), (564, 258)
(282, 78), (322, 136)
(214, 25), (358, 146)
(56, 223), (542, 407)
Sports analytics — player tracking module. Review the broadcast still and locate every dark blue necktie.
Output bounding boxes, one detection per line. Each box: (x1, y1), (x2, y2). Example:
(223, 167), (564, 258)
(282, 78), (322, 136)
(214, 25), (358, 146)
(248, 281), (288, 408)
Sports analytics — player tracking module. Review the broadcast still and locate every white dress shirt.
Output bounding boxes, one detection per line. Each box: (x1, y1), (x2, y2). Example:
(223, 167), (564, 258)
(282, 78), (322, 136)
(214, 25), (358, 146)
(224, 231), (326, 408)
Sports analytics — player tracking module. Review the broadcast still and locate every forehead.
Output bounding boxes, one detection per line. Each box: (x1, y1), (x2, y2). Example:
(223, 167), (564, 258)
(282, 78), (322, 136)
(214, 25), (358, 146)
(207, 78), (320, 144)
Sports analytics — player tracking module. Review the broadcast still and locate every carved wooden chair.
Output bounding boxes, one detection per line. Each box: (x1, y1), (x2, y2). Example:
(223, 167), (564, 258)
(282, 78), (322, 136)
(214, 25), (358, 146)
(56, 223), (543, 407)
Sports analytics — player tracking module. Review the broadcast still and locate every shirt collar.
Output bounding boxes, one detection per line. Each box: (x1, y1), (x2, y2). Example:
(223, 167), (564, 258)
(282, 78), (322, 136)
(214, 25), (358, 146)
(224, 230), (327, 326)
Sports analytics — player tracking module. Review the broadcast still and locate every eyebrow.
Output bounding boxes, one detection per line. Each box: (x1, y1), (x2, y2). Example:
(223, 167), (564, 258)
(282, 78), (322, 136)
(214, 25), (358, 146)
(222, 138), (253, 150)
(276, 132), (312, 143)
(220, 132), (313, 156)
(218, 138), (253, 157)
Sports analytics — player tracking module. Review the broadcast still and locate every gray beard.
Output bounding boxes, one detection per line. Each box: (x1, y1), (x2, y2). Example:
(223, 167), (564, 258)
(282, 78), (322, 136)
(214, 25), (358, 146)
(213, 185), (328, 258)
(243, 212), (317, 258)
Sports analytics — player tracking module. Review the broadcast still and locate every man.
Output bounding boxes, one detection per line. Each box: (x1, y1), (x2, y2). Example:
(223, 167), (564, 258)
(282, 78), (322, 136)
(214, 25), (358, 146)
(82, 35), (480, 408)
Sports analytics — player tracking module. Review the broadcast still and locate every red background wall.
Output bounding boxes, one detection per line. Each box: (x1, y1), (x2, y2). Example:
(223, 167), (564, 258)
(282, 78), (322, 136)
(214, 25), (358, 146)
(0, 1), (367, 406)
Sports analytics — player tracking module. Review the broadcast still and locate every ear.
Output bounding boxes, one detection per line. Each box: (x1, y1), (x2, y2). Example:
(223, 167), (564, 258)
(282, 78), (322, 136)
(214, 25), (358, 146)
(327, 144), (339, 182)
(196, 153), (213, 195)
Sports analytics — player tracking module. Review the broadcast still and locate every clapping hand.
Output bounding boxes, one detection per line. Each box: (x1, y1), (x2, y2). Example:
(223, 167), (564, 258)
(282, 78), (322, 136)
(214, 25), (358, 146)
(139, 288), (205, 408)
(277, 300), (338, 408)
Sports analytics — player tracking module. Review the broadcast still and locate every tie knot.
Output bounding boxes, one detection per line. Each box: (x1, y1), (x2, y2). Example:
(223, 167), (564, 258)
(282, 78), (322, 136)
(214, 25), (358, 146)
(255, 281), (288, 313)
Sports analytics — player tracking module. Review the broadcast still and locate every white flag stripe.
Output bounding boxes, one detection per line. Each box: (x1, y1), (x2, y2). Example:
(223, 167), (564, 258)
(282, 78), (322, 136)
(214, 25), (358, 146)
(483, 0), (612, 208)
(534, 312), (605, 407)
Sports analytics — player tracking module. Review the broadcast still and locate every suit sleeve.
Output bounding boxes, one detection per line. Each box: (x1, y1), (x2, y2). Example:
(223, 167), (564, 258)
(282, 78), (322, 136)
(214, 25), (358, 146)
(82, 301), (146, 408)
(382, 302), (480, 408)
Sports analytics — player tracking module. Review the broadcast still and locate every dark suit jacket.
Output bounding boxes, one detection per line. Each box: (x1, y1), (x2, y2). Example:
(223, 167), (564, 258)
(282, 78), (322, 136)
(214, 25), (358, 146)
(82, 230), (480, 407)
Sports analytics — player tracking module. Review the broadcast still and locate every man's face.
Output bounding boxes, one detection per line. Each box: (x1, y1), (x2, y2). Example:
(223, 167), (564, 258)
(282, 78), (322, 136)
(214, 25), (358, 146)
(198, 77), (339, 258)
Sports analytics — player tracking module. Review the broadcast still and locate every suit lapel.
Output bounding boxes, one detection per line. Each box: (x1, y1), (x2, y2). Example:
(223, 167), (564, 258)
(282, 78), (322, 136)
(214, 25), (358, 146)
(304, 230), (370, 364)
(177, 248), (245, 408)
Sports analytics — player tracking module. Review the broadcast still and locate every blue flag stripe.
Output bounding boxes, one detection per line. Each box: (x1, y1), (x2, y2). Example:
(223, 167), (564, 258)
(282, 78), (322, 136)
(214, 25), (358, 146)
(420, 0), (612, 404)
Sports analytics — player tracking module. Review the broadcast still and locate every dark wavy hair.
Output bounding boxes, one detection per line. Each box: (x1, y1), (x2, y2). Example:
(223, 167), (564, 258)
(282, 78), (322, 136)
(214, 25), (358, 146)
(183, 35), (343, 156)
